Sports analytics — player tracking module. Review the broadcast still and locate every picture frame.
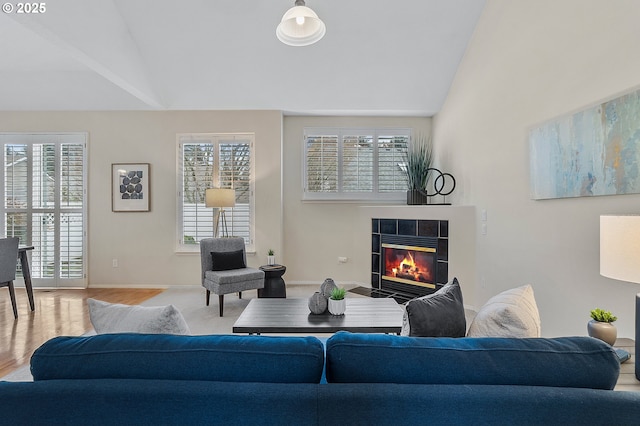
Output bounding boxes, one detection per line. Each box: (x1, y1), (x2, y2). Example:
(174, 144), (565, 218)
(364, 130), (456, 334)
(111, 163), (150, 212)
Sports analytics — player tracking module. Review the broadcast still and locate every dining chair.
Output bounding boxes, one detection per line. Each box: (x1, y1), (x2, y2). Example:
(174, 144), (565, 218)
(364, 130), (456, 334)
(0, 237), (19, 318)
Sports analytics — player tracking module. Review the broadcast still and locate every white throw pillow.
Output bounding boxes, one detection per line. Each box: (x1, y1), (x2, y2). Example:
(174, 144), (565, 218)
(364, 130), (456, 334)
(88, 298), (191, 335)
(466, 285), (541, 338)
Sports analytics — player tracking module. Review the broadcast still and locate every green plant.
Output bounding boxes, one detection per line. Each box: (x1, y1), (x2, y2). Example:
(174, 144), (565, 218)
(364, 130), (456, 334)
(590, 308), (617, 323)
(330, 287), (346, 301)
(267, 249), (274, 256)
(403, 133), (433, 191)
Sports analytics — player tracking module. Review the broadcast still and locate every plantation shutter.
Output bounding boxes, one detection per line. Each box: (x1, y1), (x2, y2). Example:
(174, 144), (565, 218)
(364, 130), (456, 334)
(378, 135), (408, 192)
(305, 134), (338, 192)
(219, 141), (251, 242)
(342, 135), (373, 192)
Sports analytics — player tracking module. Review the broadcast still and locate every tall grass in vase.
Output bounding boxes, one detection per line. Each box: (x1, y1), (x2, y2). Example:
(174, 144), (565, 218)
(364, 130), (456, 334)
(404, 134), (433, 205)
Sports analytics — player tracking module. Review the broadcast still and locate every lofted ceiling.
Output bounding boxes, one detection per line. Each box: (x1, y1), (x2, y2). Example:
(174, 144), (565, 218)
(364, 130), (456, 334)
(0, 0), (485, 116)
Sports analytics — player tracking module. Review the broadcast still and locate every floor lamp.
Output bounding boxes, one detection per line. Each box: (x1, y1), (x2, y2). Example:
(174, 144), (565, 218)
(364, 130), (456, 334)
(205, 188), (236, 238)
(600, 215), (640, 376)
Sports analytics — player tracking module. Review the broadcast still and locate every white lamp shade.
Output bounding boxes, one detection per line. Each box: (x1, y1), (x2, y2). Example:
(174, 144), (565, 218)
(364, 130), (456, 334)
(600, 215), (640, 284)
(205, 188), (236, 208)
(276, 5), (326, 46)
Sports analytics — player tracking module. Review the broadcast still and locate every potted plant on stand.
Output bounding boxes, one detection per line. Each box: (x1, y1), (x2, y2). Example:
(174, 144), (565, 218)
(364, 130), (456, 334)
(403, 133), (433, 205)
(267, 249), (275, 266)
(587, 308), (617, 345)
(328, 287), (347, 316)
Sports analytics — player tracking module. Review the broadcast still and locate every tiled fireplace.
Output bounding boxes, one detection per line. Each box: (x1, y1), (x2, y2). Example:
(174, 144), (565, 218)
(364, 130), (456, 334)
(370, 218), (449, 302)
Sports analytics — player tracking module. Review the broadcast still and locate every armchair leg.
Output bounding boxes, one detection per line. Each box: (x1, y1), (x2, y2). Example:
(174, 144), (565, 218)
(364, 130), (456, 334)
(219, 295), (224, 317)
(205, 290), (210, 306)
(238, 291), (242, 299)
(7, 280), (17, 319)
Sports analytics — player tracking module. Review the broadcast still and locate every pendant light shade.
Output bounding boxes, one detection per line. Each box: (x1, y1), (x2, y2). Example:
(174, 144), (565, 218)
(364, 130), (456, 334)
(276, 0), (326, 47)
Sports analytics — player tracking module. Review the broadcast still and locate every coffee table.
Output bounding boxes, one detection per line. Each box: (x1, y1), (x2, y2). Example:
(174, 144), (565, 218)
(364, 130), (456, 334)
(232, 297), (403, 334)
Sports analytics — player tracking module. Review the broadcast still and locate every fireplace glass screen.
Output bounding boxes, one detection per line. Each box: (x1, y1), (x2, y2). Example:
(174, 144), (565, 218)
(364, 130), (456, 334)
(382, 244), (435, 287)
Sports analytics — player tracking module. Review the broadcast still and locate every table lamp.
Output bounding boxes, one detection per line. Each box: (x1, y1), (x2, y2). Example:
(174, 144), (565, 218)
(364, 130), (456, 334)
(205, 188), (236, 237)
(600, 214), (640, 377)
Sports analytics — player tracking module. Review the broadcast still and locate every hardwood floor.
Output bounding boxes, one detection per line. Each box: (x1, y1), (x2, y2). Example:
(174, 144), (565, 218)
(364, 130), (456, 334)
(0, 286), (163, 378)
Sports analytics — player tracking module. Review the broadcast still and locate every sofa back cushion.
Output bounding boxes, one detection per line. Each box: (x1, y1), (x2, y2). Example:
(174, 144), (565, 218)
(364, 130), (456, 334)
(325, 332), (619, 389)
(31, 333), (325, 383)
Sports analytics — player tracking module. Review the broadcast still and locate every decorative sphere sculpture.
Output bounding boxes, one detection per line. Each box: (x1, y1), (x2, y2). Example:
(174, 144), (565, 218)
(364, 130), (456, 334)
(320, 278), (338, 299)
(308, 291), (328, 314)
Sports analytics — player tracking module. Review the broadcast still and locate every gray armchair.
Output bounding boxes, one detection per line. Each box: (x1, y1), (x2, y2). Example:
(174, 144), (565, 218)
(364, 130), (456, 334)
(200, 238), (264, 316)
(0, 237), (19, 319)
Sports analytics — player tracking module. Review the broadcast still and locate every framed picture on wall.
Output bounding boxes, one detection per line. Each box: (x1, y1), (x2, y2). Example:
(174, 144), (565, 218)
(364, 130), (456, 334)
(112, 163), (150, 212)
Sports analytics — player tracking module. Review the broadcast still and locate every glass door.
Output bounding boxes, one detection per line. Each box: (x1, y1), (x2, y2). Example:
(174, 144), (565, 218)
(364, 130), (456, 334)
(2, 133), (87, 288)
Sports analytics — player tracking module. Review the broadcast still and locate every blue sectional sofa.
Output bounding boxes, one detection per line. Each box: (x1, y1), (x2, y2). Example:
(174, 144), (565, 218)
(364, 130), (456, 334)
(2, 331), (640, 425)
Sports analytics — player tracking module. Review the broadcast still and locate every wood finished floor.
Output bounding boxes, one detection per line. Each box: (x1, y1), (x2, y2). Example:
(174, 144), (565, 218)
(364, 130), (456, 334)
(0, 287), (163, 378)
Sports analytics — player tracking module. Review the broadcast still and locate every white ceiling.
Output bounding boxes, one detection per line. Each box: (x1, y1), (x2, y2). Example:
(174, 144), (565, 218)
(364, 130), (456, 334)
(0, 0), (485, 116)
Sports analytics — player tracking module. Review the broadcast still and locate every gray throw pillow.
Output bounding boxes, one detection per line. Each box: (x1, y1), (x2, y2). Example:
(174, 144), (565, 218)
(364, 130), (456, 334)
(466, 284), (541, 338)
(88, 298), (191, 335)
(401, 277), (466, 337)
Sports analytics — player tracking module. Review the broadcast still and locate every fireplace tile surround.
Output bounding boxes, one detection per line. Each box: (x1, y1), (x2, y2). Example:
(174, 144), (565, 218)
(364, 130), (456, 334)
(370, 218), (449, 302)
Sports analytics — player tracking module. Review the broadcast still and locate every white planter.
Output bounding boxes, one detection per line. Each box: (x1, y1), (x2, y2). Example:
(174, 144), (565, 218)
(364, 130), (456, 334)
(328, 298), (346, 315)
(267, 255), (275, 265)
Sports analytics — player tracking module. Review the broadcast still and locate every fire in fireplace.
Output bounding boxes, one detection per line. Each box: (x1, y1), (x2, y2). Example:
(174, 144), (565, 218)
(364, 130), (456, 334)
(382, 243), (435, 287)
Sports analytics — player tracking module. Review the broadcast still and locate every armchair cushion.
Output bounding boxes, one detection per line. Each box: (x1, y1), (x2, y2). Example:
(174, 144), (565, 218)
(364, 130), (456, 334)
(211, 249), (246, 271)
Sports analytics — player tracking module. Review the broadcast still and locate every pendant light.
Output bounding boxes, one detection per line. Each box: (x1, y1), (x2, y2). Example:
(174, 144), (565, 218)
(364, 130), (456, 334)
(276, 0), (326, 47)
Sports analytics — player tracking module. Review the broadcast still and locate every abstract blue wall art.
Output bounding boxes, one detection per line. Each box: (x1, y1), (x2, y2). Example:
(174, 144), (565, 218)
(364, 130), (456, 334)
(529, 87), (640, 200)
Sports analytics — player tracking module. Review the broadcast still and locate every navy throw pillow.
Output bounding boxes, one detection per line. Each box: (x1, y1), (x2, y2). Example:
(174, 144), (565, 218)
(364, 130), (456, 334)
(405, 277), (466, 337)
(211, 250), (245, 271)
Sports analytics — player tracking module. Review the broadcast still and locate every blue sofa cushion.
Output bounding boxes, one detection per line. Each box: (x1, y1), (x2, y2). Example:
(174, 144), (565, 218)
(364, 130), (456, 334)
(325, 332), (619, 389)
(31, 333), (325, 383)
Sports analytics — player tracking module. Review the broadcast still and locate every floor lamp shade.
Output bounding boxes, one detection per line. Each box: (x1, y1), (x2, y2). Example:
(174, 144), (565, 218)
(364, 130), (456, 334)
(600, 215), (640, 284)
(205, 188), (236, 209)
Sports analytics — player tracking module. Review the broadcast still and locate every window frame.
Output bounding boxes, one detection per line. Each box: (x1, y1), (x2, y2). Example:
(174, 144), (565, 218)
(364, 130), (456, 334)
(176, 133), (255, 253)
(302, 127), (411, 201)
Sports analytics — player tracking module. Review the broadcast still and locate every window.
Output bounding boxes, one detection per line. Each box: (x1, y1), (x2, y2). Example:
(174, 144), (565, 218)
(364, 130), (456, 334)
(304, 128), (410, 200)
(177, 133), (254, 251)
(1, 133), (87, 287)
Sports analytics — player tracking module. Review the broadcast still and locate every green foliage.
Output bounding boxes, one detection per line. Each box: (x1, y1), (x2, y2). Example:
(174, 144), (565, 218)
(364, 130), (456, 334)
(268, 249), (275, 256)
(403, 133), (433, 191)
(590, 308), (617, 323)
(330, 287), (347, 301)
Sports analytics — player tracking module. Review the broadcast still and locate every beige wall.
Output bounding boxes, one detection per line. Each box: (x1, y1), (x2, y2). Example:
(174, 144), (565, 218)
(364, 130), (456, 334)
(433, 0), (640, 337)
(0, 110), (283, 287)
(282, 116), (431, 285)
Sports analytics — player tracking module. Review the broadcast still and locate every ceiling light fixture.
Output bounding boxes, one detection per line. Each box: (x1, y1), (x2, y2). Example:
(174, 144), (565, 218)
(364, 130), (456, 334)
(276, 0), (326, 47)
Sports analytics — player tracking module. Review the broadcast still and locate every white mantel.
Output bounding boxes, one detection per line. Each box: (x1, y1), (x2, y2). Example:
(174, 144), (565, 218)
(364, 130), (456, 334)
(358, 205), (478, 307)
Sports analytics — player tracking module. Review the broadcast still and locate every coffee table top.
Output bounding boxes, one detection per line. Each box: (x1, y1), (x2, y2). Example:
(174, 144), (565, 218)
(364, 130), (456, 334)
(232, 297), (403, 334)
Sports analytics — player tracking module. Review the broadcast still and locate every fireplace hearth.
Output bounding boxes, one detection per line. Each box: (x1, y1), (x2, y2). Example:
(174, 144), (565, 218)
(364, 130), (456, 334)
(371, 218), (448, 300)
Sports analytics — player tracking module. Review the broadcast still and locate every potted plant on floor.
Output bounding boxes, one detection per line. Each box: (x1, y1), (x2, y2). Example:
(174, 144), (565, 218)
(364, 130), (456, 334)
(403, 133), (433, 205)
(267, 249), (275, 265)
(328, 287), (347, 316)
(587, 308), (617, 345)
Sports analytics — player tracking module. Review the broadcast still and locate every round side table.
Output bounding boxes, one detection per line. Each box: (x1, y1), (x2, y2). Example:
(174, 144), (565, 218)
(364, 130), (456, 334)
(258, 264), (287, 298)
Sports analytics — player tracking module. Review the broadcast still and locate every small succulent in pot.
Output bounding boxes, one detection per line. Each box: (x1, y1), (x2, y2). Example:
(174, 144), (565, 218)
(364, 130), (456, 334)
(328, 287), (347, 315)
(588, 308), (617, 346)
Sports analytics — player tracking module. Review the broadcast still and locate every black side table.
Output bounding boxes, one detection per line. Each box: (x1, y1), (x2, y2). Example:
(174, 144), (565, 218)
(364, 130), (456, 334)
(258, 264), (287, 298)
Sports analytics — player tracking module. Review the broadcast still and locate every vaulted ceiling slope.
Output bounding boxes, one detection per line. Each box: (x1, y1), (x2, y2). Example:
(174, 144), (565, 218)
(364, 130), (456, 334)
(0, 0), (485, 115)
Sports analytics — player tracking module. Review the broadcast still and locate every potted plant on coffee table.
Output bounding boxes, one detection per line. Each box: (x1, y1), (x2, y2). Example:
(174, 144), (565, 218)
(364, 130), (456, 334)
(328, 287), (347, 316)
(587, 308), (617, 345)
